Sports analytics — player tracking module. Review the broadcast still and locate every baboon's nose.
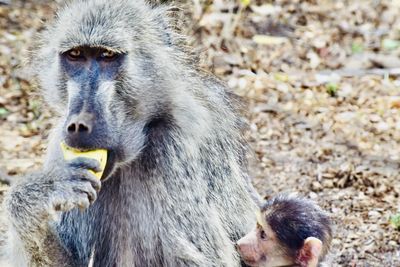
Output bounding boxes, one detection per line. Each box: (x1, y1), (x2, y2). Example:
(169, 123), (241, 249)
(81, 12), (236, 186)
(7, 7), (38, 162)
(64, 111), (105, 149)
(67, 121), (91, 133)
(66, 112), (94, 136)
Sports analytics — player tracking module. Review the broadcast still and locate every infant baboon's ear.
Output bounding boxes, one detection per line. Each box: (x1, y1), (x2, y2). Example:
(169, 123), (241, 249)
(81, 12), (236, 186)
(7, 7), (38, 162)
(297, 237), (323, 267)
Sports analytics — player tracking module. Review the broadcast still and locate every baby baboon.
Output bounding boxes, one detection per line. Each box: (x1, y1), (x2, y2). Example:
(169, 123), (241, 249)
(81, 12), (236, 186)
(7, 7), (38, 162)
(0, 0), (258, 266)
(236, 195), (332, 267)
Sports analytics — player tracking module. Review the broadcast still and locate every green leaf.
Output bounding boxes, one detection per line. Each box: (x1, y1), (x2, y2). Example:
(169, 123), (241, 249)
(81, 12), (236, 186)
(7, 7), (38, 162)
(390, 214), (400, 230)
(29, 99), (42, 118)
(0, 108), (8, 117)
(240, 0), (251, 7)
(326, 83), (338, 97)
(382, 39), (400, 50)
(351, 42), (363, 54)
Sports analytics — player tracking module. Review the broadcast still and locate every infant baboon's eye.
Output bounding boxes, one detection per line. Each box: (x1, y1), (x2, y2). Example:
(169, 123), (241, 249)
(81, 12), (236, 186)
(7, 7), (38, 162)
(101, 50), (117, 60)
(260, 230), (267, 240)
(66, 49), (83, 60)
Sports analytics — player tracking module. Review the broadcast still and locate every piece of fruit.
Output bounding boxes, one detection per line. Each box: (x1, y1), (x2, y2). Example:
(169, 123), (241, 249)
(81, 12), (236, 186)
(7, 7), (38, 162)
(60, 142), (108, 179)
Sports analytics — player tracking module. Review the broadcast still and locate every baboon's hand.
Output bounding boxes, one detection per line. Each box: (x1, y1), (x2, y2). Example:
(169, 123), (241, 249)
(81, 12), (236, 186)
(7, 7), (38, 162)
(50, 157), (102, 212)
(6, 157), (102, 227)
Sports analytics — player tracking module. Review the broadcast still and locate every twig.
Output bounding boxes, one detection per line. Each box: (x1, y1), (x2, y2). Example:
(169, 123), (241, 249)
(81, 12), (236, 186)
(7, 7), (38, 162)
(316, 68), (400, 77)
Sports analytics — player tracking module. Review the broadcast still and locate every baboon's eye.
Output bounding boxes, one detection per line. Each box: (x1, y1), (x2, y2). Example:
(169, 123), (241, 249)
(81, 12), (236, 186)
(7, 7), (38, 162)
(100, 50), (117, 60)
(66, 49), (83, 61)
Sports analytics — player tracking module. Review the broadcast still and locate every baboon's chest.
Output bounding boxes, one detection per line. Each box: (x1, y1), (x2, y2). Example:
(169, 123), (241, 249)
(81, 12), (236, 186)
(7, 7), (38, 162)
(92, 176), (165, 266)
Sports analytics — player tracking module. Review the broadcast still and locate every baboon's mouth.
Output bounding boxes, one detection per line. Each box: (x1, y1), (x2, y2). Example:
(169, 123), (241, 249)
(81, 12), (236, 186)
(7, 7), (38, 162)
(62, 141), (117, 180)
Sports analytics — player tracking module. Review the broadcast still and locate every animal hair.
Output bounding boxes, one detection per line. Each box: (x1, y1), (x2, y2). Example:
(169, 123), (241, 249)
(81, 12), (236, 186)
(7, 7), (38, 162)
(0, 0), (259, 266)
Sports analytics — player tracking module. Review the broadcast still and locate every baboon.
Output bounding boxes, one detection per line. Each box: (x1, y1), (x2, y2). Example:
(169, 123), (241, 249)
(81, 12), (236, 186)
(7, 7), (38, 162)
(237, 195), (332, 267)
(0, 0), (258, 266)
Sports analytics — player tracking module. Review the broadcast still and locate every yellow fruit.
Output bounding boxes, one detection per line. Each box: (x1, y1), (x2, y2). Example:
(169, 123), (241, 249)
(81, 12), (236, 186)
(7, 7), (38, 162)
(60, 142), (108, 179)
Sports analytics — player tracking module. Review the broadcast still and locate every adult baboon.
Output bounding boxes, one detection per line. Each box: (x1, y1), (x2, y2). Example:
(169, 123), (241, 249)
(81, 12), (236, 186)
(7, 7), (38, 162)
(0, 0), (258, 266)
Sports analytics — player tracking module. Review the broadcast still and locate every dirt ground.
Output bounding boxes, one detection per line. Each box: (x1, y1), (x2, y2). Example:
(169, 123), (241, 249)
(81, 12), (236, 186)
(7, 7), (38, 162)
(1, 0), (400, 266)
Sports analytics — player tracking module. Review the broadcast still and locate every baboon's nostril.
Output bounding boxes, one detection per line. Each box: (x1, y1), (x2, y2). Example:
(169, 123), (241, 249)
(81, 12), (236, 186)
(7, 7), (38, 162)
(67, 123), (77, 133)
(78, 123), (90, 133)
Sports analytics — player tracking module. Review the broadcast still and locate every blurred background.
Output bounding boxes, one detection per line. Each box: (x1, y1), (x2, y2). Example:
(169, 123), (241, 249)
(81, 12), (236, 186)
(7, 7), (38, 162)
(1, 0), (400, 266)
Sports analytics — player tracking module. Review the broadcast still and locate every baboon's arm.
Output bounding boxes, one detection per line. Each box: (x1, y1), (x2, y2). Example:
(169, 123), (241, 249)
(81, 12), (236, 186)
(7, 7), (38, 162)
(0, 156), (101, 266)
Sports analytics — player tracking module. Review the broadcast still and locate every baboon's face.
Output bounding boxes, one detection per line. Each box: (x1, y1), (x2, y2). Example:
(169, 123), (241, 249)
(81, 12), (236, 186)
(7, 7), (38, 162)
(36, 1), (174, 178)
(57, 45), (148, 178)
(236, 221), (294, 267)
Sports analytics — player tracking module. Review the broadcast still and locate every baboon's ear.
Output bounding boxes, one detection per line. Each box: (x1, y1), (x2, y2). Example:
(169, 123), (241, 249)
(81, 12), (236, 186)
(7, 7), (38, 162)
(296, 237), (322, 267)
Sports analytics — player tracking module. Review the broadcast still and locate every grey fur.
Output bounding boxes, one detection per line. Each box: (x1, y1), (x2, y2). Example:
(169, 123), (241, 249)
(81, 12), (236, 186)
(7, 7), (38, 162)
(0, 0), (258, 266)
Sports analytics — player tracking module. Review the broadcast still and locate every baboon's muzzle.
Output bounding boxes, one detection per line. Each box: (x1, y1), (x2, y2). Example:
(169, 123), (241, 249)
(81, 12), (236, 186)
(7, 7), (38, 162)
(63, 104), (117, 179)
(63, 101), (109, 151)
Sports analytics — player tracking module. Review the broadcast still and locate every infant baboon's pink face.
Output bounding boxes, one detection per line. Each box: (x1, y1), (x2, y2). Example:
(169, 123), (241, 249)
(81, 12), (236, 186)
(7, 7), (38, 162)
(236, 220), (293, 267)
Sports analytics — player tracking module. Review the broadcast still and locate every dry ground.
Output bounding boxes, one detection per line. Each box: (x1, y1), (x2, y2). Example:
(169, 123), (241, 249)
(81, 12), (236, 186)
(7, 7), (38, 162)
(1, 0), (400, 266)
